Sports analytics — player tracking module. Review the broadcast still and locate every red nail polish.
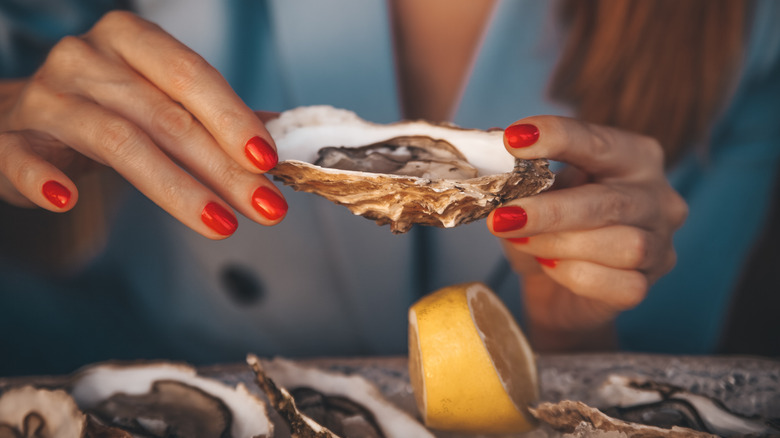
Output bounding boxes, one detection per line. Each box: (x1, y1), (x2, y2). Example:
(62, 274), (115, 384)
(492, 206), (528, 232)
(245, 136), (278, 171)
(505, 124), (539, 148)
(535, 257), (558, 268)
(508, 237), (529, 244)
(42, 180), (70, 208)
(252, 186), (288, 220)
(202, 202), (238, 235)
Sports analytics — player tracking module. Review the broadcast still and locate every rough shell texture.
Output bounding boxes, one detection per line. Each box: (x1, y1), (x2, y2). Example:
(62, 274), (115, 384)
(0, 386), (86, 438)
(530, 400), (718, 438)
(266, 106), (554, 233)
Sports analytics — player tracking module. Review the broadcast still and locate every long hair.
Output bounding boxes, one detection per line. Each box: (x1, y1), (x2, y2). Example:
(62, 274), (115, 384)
(550, 0), (749, 165)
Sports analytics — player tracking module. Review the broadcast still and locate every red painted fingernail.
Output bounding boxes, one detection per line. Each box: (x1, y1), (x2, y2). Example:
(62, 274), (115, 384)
(245, 136), (278, 171)
(252, 186), (288, 220)
(505, 124), (539, 148)
(202, 202), (238, 235)
(492, 206), (528, 232)
(535, 257), (558, 268)
(508, 237), (530, 244)
(42, 180), (70, 208)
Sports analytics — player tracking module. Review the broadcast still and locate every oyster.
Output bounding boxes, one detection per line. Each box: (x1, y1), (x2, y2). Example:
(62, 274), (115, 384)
(0, 386), (86, 438)
(531, 400), (717, 438)
(247, 355), (434, 438)
(266, 106), (554, 233)
(68, 361), (271, 438)
(597, 375), (780, 437)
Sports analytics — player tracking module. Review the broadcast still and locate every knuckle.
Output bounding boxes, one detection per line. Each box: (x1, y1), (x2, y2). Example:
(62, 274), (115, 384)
(539, 116), (572, 150)
(542, 202), (565, 232)
(585, 124), (615, 160)
(641, 136), (666, 168)
(166, 51), (209, 94)
(212, 108), (242, 135)
(152, 104), (195, 140)
(621, 273), (649, 309)
(623, 230), (650, 269)
(0, 132), (21, 164)
(95, 120), (143, 161)
(210, 162), (246, 191)
(14, 159), (37, 187)
(94, 10), (142, 33)
(13, 77), (67, 129)
(600, 187), (631, 225)
(158, 179), (186, 208)
(46, 36), (94, 70)
(670, 192), (689, 228)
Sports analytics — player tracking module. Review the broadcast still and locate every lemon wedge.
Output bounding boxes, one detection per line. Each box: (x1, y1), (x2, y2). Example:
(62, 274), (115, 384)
(408, 282), (538, 434)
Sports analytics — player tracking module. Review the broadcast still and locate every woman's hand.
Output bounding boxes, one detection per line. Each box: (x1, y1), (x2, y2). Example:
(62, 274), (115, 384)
(487, 116), (688, 351)
(0, 11), (287, 239)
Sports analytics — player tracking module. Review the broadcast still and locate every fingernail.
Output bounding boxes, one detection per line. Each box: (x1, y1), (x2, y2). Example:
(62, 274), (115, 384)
(507, 237), (529, 244)
(42, 180), (70, 208)
(492, 206), (528, 232)
(535, 257), (558, 268)
(252, 186), (288, 220)
(245, 136), (278, 171)
(202, 202), (238, 235)
(505, 124), (539, 148)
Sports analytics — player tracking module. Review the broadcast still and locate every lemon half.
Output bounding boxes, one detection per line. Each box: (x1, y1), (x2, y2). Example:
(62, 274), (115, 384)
(408, 282), (538, 434)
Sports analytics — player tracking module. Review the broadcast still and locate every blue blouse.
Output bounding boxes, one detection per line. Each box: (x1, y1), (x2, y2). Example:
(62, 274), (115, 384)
(0, 0), (778, 375)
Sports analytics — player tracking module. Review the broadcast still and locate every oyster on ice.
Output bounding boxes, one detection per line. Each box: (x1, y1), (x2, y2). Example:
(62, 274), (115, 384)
(266, 106), (554, 233)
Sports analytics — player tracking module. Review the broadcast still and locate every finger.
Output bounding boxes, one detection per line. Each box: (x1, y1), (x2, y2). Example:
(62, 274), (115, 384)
(503, 226), (662, 271)
(34, 94), (238, 239)
(503, 115), (664, 179)
(536, 258), (648, 310)
(87, 11), (278, 173)
(488, 182), (657, 236)
(76, 62), (287, 225)
(255, 111), (280, 124)
(0, 132), (78, 211)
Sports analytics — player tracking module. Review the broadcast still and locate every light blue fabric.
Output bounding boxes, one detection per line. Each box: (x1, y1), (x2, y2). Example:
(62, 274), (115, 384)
(1, 0), (779, 375)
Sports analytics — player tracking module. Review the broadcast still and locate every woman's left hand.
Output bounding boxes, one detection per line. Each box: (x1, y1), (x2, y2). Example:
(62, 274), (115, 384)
(487, 116), (688, 349)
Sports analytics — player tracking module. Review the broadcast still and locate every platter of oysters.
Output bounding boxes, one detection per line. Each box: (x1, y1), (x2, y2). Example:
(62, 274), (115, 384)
(265, 106), (554, 233)
(1, 353), (778, 438)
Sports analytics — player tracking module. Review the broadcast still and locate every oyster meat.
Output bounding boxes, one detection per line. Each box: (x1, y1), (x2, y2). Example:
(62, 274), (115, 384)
(266, 106), (554, 233)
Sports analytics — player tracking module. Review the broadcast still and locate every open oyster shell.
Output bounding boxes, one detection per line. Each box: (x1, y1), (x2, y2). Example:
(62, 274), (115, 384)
(247, 355), (434, 438)
(68, 361), (272, 438)
(266, 106), (554, 233)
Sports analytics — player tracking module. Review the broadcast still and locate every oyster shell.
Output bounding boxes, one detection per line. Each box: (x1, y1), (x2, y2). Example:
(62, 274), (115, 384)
(247, 355), (434, 438)
(68, 361), (272, 438)
(266, 106), (554, 233)
(597, 375), (780, 437)
(531, 400), (718, 438)
(0, 386), (86, 438)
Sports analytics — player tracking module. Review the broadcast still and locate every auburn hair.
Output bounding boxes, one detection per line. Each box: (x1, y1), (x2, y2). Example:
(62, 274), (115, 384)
(550, 0), (749, 165)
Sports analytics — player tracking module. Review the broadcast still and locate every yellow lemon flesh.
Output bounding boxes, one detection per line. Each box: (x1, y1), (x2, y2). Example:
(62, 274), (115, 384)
(408, 282), (538, 434)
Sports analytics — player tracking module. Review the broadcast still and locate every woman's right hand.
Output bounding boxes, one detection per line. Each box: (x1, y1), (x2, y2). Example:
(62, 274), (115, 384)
(0, 11), (287, 239)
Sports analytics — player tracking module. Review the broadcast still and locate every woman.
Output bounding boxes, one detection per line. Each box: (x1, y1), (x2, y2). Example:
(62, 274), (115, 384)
(0, 0), (776, 375)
